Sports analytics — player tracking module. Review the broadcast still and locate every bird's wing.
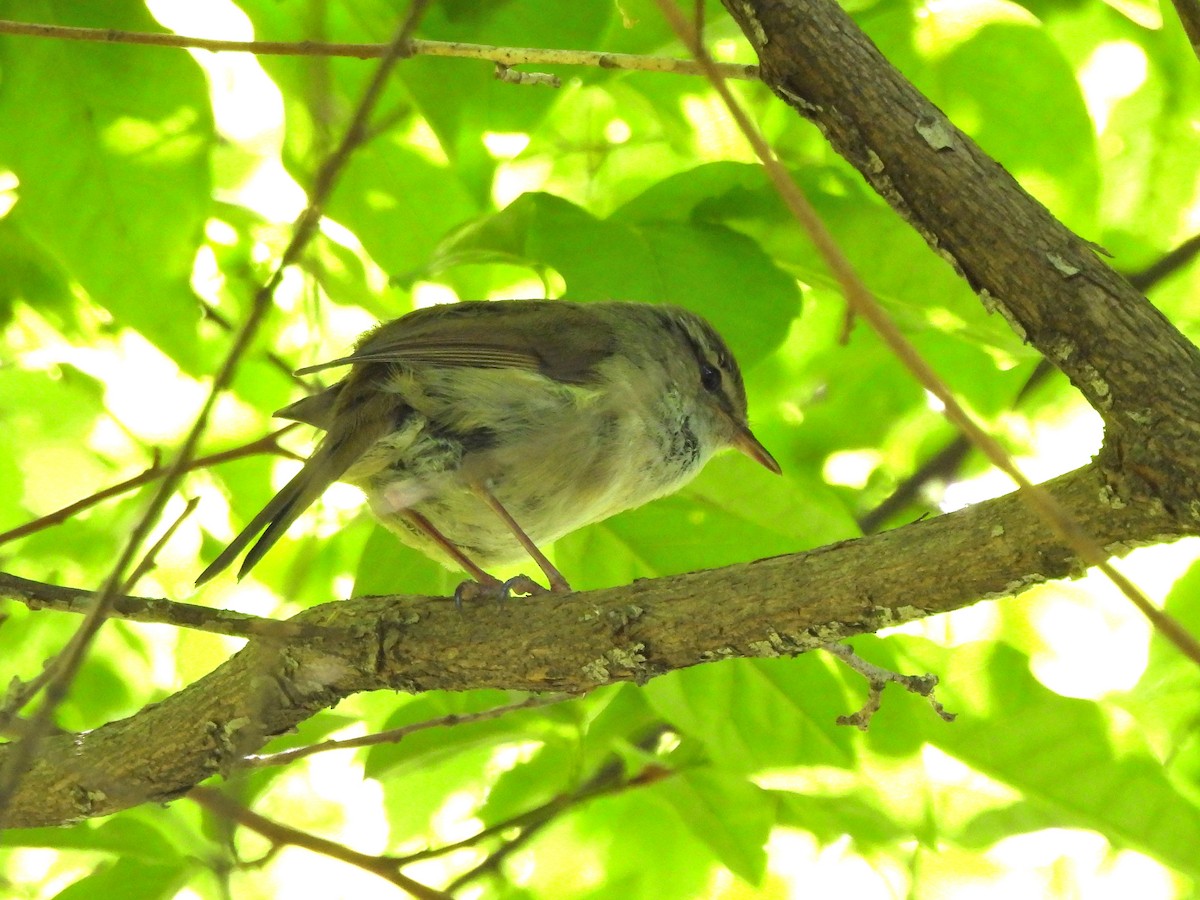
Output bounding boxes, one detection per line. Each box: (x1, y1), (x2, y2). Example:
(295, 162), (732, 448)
(295, 301), (617, 385)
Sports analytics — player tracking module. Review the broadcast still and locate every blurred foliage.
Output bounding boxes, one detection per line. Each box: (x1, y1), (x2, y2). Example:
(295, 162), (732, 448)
(0, 0), (1198, 897)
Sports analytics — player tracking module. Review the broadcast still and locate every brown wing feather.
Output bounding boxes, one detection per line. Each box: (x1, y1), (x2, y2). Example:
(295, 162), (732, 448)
(198, 302), (619, 584)
(295, 301), (617, 385)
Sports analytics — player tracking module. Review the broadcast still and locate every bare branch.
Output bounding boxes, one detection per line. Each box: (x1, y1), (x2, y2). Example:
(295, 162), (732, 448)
(822, 642), (956, 729)
(0, 572), (328, 640)
(121, 497), (199, 594)
(0, 462), (1184, 828)
(189, 786), (450, 899)
(0, 19), (760, 80)
(657, 0), (1200, 664)
(0, 426), (301, 548)
(244, 693), (573, 768)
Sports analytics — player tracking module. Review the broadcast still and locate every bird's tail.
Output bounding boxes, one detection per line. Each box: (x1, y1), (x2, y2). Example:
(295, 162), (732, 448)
(196, 408), (388, 585)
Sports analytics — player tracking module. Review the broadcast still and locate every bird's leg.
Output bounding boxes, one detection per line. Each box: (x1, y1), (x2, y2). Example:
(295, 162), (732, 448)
(404, 509), (548, 605)
(469, 480), (573, 593)
(403, 509), (499, 588)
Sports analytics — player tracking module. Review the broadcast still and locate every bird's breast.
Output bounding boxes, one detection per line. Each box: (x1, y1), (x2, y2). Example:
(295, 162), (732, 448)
(343, 368), (713, 568)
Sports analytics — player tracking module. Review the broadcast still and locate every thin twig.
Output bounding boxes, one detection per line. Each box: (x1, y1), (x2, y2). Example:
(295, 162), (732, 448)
(0, 572), (331, 640)
(494, 63), (560, 88)
(120, 496), (199, 594)
(200, 300), (314, 391)
(822, 642), (955, 729)
(397, 795), (570, 866)
(443, 815), (555, 892)
(0, 425), (302, 547)
(0, 0), (435, 817)
(653, 0), (1200, 668)
(392, 728), (672, 875)
(0, 20), (760, 80)
(189, 786), (450, 899)
(442, 730), (675, 891)
(243, 693), (573, 768)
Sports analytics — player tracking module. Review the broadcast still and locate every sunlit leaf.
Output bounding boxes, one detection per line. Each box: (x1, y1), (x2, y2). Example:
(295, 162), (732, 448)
(0, 2), (214, 372)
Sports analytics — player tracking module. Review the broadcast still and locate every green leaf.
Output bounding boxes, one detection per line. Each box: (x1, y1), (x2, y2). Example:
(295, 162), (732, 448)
(657, 770), (772, 884)
(353, 522), (461, 598)
(1, 817), (177, 860)
(534, 785), (716, 900)
(326, 137), (478, 285)
(0, 1), (214, 372)
(612, 160), (779, 226)
(0, 218), (75, 330)
(236, 710), (361, 804)
(477, 739), (579, 826)
(51, 857), (191, 900)
(427, 192), (800, 365)
(619, 162), (1034, 365)
(771, 790), (913, 850)
(378, 740), (497, 841)
(577, 684), (663, 774)
(644, 657), (858, 772)
(898, 638), (1200, 876)
(398, 1), (613, 189)
(0, 365), (108, 528)
(1115, 556), (1200, 791)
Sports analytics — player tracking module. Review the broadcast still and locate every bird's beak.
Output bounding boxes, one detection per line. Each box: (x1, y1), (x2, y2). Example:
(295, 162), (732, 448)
(733, 425), (782, 475)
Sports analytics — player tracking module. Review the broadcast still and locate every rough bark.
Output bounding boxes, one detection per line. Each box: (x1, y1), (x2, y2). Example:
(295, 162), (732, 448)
(3, 0), (1199, 827)
(719, 0), (1200, 517)
(0, 463), (1184, 828)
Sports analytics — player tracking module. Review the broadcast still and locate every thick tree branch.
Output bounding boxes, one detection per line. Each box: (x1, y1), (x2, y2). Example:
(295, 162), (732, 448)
(0, 462), (1181, 828)
(5, 0), (1200, 833)
(719, 0), (1200, 523)
(657, 0), (1198, 660)
(859, 233), (1200, 534)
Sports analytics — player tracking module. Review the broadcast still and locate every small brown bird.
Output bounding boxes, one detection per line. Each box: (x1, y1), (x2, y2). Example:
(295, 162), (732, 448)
(196, 300), (779, 595)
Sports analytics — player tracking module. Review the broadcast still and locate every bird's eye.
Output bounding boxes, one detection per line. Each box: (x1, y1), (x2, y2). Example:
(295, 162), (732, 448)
(700, 363), (722, 393)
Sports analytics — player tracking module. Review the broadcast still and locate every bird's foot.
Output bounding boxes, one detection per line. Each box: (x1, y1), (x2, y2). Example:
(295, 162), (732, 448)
(452, 573), (569, 609)
(501, 575), (551, 598)
(453, 579), (499, 609)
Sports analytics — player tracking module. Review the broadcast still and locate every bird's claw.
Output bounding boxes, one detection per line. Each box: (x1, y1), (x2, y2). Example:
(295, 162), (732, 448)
(452, 574), (550, 609)
(453, 579), (492, 610)
(502, 575), (550, 599)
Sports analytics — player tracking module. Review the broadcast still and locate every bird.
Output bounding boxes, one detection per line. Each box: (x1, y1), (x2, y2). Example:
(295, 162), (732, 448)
(196, 299), (780, 596)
